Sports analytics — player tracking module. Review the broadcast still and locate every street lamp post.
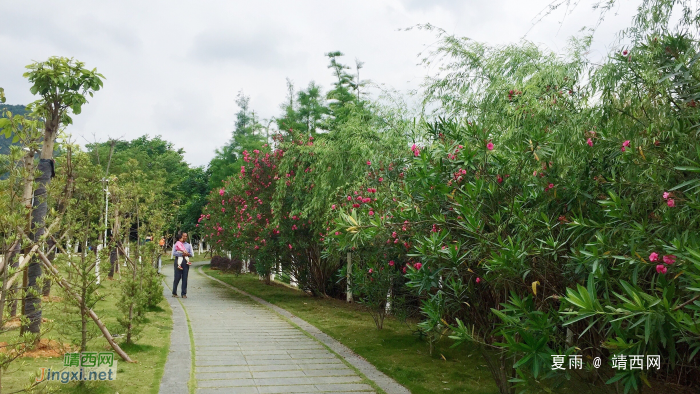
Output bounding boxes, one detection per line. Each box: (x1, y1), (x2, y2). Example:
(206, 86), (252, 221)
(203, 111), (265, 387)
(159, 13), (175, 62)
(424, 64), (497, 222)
(97, 177), (111, 285)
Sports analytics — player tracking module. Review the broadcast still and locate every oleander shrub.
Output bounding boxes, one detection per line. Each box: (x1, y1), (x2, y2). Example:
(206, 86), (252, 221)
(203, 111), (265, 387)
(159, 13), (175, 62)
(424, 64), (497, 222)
(331, 10), (700, 394)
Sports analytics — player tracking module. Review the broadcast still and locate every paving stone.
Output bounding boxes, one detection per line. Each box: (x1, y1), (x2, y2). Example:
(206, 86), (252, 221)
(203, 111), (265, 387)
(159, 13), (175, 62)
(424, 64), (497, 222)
(257, 384), (319, 393)
(314, 383), (375, 392)
(196, 371), (253, 380)
(286, 362), (350, 370)
(306, 375), (363, 384)
(197, 366), (250, 373)
(251, 370), (307, 379)
(253, 376), (313, 386)
(244, 354), (293, 360)
(197, 387), (260, 394)
(198, 378), (257, 387)
(303, 368), (356, 377)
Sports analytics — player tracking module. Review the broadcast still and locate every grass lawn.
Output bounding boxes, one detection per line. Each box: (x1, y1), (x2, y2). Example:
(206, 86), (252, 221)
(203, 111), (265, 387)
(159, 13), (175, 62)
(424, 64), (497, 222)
(0, 269), (172, 394)
(201, 267), (500, 394)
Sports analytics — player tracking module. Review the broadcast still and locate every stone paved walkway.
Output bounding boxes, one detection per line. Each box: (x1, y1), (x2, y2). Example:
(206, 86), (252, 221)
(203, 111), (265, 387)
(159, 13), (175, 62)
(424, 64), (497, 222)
(160, 261), (409, 394)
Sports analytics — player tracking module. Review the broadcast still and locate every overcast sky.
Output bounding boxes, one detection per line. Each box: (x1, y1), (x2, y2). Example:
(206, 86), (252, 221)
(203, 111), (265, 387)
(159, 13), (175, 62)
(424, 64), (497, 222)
(0, 0), (638, 167)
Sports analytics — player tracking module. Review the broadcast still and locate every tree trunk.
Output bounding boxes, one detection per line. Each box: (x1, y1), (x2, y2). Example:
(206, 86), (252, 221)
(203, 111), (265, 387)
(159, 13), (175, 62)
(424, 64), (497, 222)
(480, 347), (514, 394)
(81, 279), (87, 352)
(8, 242), (20, 317)
(346, 252), (353, 302)
(42, 237), (55, 296)
(109, 248), (118, 278)
(0, 242), (12, 329)
(25, 158), (54, 335)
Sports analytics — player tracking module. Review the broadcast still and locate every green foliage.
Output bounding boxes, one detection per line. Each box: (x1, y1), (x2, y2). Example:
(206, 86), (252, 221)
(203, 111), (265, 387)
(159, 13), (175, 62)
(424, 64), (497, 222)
(56, 250), (104, 352)
(349, 260), (403, 330)
(55, 150), (108, 351)
(86, 135), (203, 236)
(116, 268), (147, 344)
(198, 3), (700, 392)
(141, 254), (165, 309)
(23, 56), (104, 140)
(209, 91), (267, 189)
(276, 80), (328, 134)
(331, 4), (700, 392)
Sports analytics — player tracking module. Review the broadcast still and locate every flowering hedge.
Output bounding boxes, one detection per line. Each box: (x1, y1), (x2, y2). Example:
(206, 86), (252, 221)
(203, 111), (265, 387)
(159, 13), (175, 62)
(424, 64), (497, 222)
(330, 28), (700, 394)
(201, 3), (700, 392)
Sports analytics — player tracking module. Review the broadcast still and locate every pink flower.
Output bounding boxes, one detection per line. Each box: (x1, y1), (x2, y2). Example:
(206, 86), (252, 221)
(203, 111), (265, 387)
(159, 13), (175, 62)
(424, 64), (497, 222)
(656, 264), (667, 274)
(662, 255), (676, 265)
(623, 140), (630, 147)
(368, 268), (373, 274)
(347, 196), (352, 201)
(414, 262), (422, 270)
(378, 177), (383, 182)
(486, 142), (494, 150)
(367, 161), (371, 165)
(388, 260), (395, 266)
(331, 204), (336, 210)
(369, 211), (375, 216)
(221, 208), (225, 212)
(496, 175), (503, 184)
(587, 138), (593, 147)
(411, 144), (421, 157)
(649, 252), (659, 262)
(476, 277), (481, 283)
(288, 244), (293, 249)
(663, 192), (670, 199)
(667, 198), (675, 207)
(621, 146), (626, 152)
(402, 266), (407, 274)
(219, 188), (225, 196)
(335, 232), (340, 235)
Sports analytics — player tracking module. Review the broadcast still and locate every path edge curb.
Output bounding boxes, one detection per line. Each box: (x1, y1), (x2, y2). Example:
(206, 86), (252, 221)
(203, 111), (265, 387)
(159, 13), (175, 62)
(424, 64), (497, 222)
(160, 277), (195, 394)
(197, 265), (411, 394)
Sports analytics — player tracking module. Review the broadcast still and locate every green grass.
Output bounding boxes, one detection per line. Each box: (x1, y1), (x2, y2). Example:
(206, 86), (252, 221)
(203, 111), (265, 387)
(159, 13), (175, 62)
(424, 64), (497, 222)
(201, 267), (500, 394)
(0, 273), (173, 393)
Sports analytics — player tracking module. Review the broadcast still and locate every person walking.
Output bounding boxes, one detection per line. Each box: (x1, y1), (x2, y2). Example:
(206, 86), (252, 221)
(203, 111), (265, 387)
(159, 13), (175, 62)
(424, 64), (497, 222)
(172, 232), (193, 298)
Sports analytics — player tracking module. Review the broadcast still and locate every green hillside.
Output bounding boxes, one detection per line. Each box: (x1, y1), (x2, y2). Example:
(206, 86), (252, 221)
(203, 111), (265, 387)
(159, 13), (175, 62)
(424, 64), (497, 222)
(0, 104), (28, 155)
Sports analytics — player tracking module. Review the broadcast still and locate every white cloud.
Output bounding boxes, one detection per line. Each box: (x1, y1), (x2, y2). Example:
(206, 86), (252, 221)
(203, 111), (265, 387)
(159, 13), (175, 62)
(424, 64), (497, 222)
(0, 0), (638, 167)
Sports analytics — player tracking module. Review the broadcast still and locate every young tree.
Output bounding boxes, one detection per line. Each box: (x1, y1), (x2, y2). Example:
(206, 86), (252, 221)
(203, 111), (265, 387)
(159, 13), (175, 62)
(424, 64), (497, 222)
(325, 51), (358, 130)
(22, 57), (104, 334)
(209, 91), (266, 188)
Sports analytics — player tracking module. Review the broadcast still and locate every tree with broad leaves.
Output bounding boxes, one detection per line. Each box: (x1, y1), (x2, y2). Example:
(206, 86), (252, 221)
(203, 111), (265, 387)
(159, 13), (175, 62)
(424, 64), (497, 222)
(21, 56), (104, 335)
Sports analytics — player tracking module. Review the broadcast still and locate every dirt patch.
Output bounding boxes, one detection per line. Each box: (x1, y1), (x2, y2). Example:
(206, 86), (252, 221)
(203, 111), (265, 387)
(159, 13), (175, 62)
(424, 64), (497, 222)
(2, 317), (53, 330)
(0, 338), (73, 359)
(42, 295), (62, 303)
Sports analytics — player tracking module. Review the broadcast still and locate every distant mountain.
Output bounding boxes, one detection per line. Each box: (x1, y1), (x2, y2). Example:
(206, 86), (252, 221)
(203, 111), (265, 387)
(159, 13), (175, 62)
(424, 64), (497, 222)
(0, 104), (28, 155)
(1, 104), (28, 117)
